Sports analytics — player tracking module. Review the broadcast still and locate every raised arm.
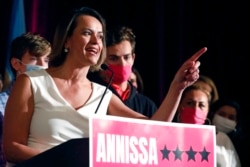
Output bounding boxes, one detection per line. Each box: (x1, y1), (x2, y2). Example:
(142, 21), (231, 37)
(151, 47), (207, 121)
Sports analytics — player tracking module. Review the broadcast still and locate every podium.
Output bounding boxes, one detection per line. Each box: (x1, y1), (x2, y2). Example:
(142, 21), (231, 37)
(14, 138), (89, 167)
(14, 115), (215, 167)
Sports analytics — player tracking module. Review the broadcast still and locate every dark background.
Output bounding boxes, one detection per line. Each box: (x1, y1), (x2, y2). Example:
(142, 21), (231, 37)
(0, 0), (247, 164)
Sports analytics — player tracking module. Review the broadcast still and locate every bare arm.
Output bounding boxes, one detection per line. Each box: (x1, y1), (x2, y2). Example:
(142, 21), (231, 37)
(108, 47), (207, 121)
(152, 47), (207, 121)
(3, 74), (41, 163)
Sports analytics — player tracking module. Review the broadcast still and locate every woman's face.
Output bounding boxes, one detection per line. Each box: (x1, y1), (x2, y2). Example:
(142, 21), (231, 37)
(65, 15), (104, 66)
(215, 105), (237, 121)
(179, 89), (209, 113)
(178, 89), (210, 124)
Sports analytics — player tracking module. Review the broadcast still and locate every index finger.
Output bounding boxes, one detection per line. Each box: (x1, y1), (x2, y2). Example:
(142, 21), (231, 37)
(189, 47), (207, 62)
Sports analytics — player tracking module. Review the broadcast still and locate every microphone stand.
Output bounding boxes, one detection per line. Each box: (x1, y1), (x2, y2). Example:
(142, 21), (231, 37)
(94, 64), (113, 114)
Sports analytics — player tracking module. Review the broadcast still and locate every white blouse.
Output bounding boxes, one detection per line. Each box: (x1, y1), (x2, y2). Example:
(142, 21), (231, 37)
(216, 131), (241, 167)
(25, 69), (112, 152)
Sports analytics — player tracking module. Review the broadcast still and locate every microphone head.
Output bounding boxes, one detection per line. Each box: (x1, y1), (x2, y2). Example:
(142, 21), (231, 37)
(101, 64), (109, 70)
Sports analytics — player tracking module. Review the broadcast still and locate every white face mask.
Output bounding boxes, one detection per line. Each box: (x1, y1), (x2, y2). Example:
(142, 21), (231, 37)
(212, 114), (236, 134)
(25, 64), (46, 72)
(18, 59), (46, 72)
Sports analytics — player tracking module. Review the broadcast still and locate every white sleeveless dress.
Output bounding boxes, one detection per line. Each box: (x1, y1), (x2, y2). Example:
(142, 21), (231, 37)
(6, 69), (112, 167)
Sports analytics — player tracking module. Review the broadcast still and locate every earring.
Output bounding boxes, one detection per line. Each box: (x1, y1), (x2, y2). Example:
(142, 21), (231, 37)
(64, 48), (69, 53)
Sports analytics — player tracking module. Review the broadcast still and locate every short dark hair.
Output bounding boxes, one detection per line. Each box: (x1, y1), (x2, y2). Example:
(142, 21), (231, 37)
(10, 32), (51, 77)
(11, 32), (51, 59)
(106, 25), (136, 53)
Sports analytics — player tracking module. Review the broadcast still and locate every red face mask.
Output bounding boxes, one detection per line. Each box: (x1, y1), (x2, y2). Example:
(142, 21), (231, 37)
(179, 107), (207, 125)
(105, 64), (132, 84)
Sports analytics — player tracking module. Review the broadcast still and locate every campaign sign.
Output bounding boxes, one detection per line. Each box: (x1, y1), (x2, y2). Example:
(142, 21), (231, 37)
(89, 115), (216, 167)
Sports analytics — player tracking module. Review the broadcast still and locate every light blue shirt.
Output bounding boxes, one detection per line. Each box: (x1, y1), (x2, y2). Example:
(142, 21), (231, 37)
(0, 82), (13, 116)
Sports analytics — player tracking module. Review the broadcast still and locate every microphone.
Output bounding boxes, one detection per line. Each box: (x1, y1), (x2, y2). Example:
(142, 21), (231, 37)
(94, 64), (114, 114)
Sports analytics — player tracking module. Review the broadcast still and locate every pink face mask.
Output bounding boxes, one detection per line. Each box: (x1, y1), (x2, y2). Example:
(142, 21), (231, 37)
(179, 107), (207, 125)
(105, 64), (132, 84)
